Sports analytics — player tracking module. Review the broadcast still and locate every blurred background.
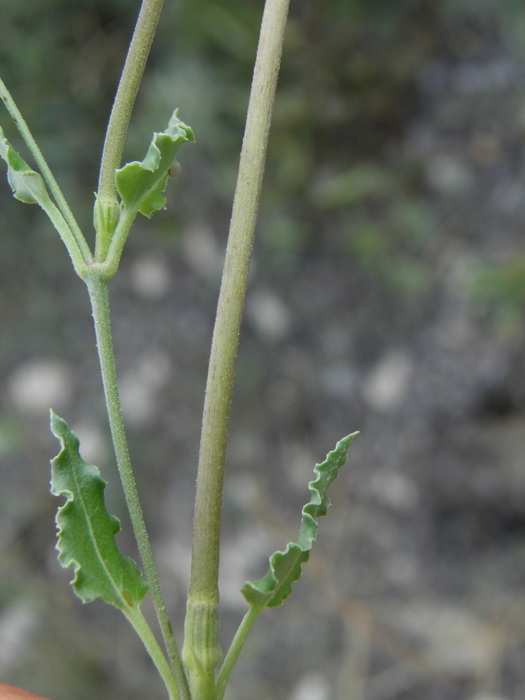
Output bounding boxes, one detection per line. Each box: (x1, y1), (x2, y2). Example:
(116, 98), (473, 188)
(1, 0), (525, 698)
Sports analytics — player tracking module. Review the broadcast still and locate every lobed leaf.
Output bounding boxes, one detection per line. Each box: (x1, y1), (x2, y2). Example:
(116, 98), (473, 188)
(0, 126), (52, 206)
(116, 110), (195, 218)
(50, 411), (148, 611)
(241, 432), (358, 609)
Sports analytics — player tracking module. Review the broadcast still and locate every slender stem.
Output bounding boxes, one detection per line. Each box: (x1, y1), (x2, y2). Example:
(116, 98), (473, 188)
(0, 76), (93, 264)
(127, 607), (181, 700)
(188, 0), (290, 608)
(184, 0), (291, 693)
(86, 270), (191, 700)
(103, 203), (139, 276)
(97, 0), (165, 203)
(215, 605), (263, 700)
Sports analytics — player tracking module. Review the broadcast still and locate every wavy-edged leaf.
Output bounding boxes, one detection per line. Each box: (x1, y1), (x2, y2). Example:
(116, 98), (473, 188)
(50, 411), (148, 611)
(0, 126), (52, 206)
(116, 110), (195, 219)
(241, 432), (358, 609)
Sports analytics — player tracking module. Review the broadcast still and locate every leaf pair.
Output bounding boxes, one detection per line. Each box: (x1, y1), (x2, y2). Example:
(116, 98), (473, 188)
(49, 416), (357, 616)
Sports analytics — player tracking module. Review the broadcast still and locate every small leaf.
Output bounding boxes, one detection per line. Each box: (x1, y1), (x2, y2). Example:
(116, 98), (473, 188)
(241, 432), (358, 609)
(116, 110), (195, 218)
(0, 126), (52, 206)
(50, 411), (148, 611)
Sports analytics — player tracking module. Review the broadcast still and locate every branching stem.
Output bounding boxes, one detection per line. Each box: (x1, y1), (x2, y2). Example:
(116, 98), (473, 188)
(86, 270), (191, 700)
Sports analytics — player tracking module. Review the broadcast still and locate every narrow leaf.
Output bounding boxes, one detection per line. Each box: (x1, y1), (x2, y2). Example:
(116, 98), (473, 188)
(0, 126), (52, 206)
(50, 411), (148, 611)
(116, 110), (195, 218)
(241, 432), (358, 609)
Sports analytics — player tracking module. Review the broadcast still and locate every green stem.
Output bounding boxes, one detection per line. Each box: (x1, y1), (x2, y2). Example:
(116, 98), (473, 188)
(183, 0), (291, 694)
(215, 605), (263, 700)
(127, 607), (181, 700)
(103, 205), (138, 277)
(86, 270), (191, 700)
(97, 0), (165, 203)
(0, 76), (93, 264)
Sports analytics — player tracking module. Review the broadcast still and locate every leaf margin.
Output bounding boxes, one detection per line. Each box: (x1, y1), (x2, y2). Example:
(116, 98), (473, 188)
(241, 431), (358, 609)
(50, 410), (149, 612)
(115, 109), (195, 219)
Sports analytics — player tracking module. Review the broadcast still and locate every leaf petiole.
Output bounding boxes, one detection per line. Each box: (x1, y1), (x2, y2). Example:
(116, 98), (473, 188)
(215, 605), (261, 700)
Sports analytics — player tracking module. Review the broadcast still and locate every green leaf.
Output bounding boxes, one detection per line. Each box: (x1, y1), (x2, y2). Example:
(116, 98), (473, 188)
(0, 126), (52, 206)
(116, 110), (195, 219)
(241, 432), (358, 609)
(50, 411), (148, 611)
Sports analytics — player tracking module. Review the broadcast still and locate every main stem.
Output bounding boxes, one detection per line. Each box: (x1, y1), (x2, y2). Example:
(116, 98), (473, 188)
(183, 0), (291, 694)
(86, 270), (191, 700)
(97, 0), (165, 203)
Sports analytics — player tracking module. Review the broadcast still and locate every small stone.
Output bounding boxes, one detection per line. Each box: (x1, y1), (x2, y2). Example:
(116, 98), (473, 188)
(7, 359), (74, 414)
(246, 290), (291, 342)
(362, 352), (412, 412)
(425, 154), (473, 195)
(181, 222), (221, 279)
(130, 254), (172, 301)
(290, 673), (331, 700)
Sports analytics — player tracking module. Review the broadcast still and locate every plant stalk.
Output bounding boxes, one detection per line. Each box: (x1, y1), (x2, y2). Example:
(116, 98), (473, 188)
(86, 270), (191, 700)
(183, 0), (291, 693)
(97, 0), (165, 204)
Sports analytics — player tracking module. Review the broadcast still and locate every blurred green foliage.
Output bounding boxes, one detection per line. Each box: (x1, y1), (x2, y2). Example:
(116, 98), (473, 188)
(470, 258), (525, 329)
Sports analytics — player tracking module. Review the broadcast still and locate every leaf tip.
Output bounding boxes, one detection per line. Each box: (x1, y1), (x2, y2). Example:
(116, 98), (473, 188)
(168, 109), (196, 143)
